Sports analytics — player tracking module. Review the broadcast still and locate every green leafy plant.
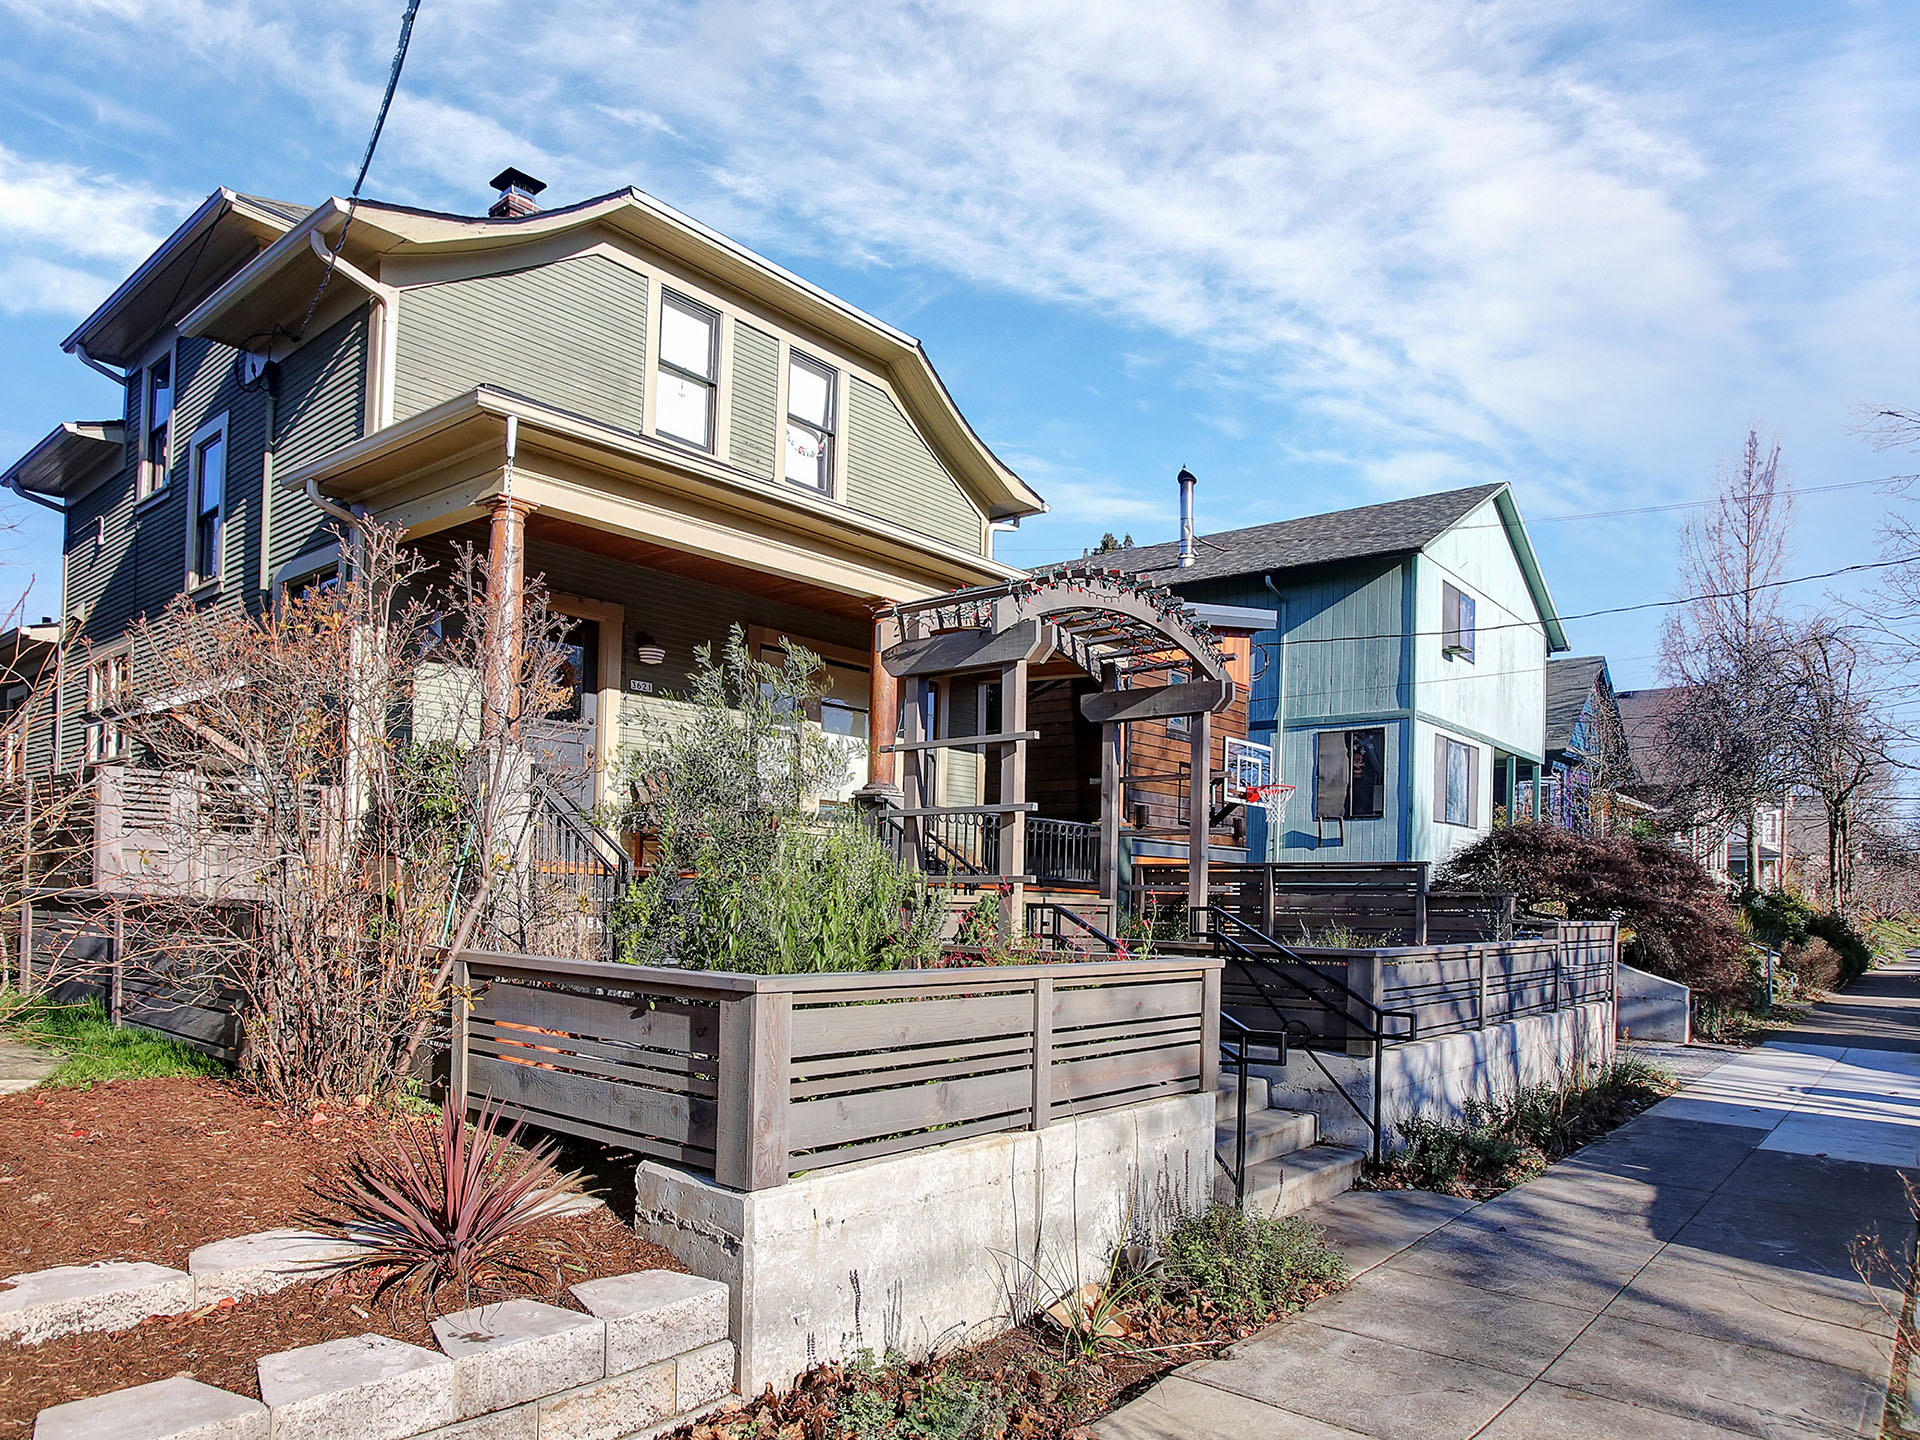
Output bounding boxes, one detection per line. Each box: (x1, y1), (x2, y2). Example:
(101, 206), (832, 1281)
(611, 627), (943, 972)
(1370, 1056), (1677, 1197)
(1155, 1204), (1347, 1317)
(311, 1097), (584, 1307)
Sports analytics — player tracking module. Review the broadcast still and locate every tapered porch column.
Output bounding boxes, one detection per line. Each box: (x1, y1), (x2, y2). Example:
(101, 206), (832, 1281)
(863, 611), (901, 792)
(482, 495), (535, 739)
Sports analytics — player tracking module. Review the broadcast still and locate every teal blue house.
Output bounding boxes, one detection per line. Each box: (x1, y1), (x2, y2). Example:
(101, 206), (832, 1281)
(1110, 483), (1569, 865)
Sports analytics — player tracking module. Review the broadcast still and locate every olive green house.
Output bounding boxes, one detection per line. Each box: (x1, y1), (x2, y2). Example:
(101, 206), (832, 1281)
(3, 173), (1047, 811)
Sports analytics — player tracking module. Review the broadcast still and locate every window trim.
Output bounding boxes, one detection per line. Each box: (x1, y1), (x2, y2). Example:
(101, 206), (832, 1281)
(137, 345), (177, 501)
(783, 350), (838, 494)
(184, 411), (229, 589)
(1442, 581), (1477, 662)
(1434, 733), (1480, 827)
(84, 650), (131, 766)
(1313, 726), (1387, 821)
(655, 289), (720, 452)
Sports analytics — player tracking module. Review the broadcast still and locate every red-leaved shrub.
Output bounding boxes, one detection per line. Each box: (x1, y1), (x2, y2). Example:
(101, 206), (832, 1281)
(1436, 826), (1748, 999)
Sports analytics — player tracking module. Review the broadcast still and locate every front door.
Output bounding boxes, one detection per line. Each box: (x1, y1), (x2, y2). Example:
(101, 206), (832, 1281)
(528, 617), (600, 807)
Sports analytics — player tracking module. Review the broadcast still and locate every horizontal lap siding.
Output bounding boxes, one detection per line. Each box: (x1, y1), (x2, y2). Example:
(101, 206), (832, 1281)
(269, 307), (369, 578)
(393, 256), (648, 432)
(845, 377), (982, 553)
(172, 334), (269, 603)
(728, 321), (778, 479)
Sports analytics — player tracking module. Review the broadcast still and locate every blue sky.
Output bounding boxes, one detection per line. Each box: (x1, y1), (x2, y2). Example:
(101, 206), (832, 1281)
(0, 0), (1916, 690)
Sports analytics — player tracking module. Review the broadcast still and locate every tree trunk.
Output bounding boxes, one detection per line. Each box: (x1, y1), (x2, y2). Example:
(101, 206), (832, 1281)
(1745, 804), (1761, 891)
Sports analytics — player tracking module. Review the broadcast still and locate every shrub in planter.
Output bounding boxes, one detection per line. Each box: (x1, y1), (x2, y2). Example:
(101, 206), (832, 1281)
(1436, 826), (1748, 998)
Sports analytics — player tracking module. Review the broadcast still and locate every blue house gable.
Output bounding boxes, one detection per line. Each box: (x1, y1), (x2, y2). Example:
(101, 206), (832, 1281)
(1106, 482), (1568, 865)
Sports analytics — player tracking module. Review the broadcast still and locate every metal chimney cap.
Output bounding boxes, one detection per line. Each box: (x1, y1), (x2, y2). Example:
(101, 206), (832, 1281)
(1177, 467), (1198, 487)
(489, 167), (548, 197)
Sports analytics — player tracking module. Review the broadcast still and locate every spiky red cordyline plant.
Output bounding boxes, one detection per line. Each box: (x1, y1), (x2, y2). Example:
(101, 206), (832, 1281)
(312, 1097), (585, 1310)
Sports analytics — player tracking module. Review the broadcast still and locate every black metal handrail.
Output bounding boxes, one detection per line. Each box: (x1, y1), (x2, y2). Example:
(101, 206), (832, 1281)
(1204, 905), (1416, 1164)
(1027, 902), (1121, 953)
(1217, 1013), (1291, 1209)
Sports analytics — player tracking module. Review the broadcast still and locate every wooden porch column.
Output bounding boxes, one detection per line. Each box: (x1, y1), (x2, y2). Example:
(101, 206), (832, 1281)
(1098, 720), (1122, 907)
(864, 611), (900, 792)
(999, 658), (1030, 926)
(1187, 708), (1212, 932)
(482, 496), (534, 738)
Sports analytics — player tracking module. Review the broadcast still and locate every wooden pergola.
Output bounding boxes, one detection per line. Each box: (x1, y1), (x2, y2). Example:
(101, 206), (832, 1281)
(874, 565), (1238, 929)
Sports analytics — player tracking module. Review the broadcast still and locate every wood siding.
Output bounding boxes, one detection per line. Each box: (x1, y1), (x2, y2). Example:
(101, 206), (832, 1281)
(393, 256), (649, 432)
(845, 376), (982, 553)
(268, 306), (369, 577)
(727, 320), (778, 479)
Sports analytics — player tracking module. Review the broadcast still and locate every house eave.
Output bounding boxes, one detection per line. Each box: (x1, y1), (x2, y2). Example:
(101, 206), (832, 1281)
(274, 386), (1026, 593)
(2, 421), (126, 502)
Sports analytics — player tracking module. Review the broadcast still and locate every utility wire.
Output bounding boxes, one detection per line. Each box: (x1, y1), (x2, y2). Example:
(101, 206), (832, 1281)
(292, 0), (422, 343)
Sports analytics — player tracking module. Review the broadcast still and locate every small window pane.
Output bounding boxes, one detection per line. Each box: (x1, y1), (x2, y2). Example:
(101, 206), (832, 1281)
(197, 434), (224, 513)
(788, 357), (832, 428)
(1349, 729), (1385, 818)
(657, 372), (713, 448)
(784, 423), (828, 490)
(660, 297), (716, 377)
(1445, 740), (1471, 825)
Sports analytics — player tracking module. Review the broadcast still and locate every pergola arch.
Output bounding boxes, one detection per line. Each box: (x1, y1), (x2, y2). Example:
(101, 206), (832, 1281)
(875, 565), (1239, 930)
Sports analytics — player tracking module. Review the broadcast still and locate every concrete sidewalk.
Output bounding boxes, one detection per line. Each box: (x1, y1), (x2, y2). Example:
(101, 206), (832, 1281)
(1098, 964), (1920, 1440)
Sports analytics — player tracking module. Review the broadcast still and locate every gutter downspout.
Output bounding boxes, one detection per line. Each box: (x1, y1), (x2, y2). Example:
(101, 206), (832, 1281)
(5, 476), (65, 515)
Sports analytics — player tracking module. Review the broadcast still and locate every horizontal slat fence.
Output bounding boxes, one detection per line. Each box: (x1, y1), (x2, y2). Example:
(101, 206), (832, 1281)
(1222, 920), (1617, 1049)
(453, 952), (1222, 1192)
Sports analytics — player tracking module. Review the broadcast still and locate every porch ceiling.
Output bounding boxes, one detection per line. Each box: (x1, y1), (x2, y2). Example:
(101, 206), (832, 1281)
(527, 513), (873, 622)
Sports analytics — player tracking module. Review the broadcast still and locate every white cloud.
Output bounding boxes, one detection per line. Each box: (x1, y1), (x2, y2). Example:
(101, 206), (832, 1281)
(0, 143), (182, 316)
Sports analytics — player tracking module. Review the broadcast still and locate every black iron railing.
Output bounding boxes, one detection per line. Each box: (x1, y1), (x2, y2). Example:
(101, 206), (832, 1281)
(1028, 817), (1098, 886)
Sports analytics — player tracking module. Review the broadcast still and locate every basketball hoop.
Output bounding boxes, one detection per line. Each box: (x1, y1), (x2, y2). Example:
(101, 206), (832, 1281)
(1245, 783), (1294, 824)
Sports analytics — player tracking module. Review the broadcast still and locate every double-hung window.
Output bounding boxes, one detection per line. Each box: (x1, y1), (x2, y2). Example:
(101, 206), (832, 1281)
(188, 415), (227, 586)
(85, 653), (130, 764)
(1435, 734), (1479, 826)
(140, 356), (173, 498)
(656, 292), (719, 451)
(1314, 728), (1386, 820)
(1442, 582), (1476, 661)
(784, 353), (837, 492)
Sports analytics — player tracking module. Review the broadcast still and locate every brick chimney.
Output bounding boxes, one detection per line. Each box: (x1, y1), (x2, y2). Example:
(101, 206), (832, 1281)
(488, 167), (547, 218)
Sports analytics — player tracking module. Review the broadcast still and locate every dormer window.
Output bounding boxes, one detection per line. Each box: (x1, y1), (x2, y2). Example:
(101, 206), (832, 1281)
(1442, 582), (1476, 662)
(656, 292), (718, 451)
(784, 353), (836, 493)
(140, 356), (173, 498)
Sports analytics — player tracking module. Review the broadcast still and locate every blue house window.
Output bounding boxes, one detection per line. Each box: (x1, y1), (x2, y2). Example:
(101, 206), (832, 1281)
(1314, 728), (1384, 820)
(1442, 583), (1476, 662)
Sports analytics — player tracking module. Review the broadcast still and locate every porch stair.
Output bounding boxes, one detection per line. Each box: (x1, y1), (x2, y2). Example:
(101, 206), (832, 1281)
(1214, 1076), (1366, 1215)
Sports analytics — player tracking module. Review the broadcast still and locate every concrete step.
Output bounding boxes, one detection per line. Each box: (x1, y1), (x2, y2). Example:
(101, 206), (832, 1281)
(1216, 1143), (1366, 1215)
(1215, 1074), (1269, 1112)
(1215, 1107), (1318, 1168)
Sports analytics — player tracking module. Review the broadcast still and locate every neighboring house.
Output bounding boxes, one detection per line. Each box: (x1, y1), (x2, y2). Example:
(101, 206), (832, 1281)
(0, 618), (63, 782)
(2, 174), (1046, 815)
(1103, 482), (1570, 866)
(1525, 655), (1640, 834)
(1615, 684), (1788, 886)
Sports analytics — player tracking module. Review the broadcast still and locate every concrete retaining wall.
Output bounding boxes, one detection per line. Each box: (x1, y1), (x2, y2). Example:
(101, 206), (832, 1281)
(1617, 963), (1691, 1043)
(633, 1091), (1215, 1395)
(1255, 1000), (1616, 1151)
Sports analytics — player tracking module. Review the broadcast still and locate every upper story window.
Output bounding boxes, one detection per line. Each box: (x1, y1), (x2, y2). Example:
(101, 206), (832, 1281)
(656, 292), (718, 451)
(1442, 582), (1476, 662)
(1315, 727), (1385, 820)
(784, 353), (837, 492)
(139, 356), (173, 499)
(188, 415), (227, 586)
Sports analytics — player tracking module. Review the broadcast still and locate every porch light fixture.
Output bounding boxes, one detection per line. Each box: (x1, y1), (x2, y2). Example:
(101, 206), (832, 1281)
(633, 635), (667, 665)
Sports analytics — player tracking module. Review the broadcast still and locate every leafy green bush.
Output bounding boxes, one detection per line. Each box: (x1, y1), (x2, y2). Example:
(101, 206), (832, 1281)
(6, 997), (227, 1088)
(1372, 1056), (1676, 1197)
(1743, 890), (1873, 986)
(834, 1364), (1006, 1440)
(1156, 1205), (1347, 1317)
(611, 628), (943, 972)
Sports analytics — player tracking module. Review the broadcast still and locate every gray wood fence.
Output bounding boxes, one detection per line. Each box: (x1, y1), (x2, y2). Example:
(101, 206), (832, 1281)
(451, 952), (1224, 1192)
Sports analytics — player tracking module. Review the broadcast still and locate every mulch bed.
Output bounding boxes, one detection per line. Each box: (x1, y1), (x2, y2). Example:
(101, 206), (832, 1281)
(0, 1077), (388, 1271)
(672, 1289), (1339, 1440)
(0, 1075), (684, 1434)
(0, 1208), (680, 1434)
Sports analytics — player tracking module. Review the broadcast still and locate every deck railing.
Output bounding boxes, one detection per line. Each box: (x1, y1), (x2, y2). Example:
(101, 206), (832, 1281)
(451, 950), (1223, 1192)
(1028, 817), (1099, 886)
